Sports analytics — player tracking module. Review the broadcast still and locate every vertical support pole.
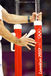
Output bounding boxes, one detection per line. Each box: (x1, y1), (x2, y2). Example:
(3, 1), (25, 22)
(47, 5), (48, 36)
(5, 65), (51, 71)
(34, 21), (43, 76)
(14, 24), (22, 76)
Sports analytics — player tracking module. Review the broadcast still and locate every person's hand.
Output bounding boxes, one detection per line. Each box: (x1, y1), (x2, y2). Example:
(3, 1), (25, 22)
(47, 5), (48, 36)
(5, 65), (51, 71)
(18, 33), (36, 50)
(37, 12), (42, 21)
(30, 12), (36, 22)
(30, 12), (42, 22)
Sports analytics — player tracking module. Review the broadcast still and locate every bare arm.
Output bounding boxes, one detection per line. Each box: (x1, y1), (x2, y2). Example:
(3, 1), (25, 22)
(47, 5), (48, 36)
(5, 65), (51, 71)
(0, 21), (20, 45)
(2, 8), (33, 24)
(0, 21), (35, 50)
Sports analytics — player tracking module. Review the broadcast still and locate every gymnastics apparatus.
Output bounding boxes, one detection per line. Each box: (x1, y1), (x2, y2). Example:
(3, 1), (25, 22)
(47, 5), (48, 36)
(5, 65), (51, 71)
(11, 0), (43, 76)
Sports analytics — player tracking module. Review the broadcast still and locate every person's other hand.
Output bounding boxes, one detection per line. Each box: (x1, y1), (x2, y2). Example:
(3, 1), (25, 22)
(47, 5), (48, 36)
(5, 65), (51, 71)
(18, 33), (36, 50)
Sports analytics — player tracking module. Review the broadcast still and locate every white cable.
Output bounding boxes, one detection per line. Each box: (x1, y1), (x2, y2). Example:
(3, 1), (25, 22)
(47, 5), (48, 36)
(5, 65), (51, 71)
(26, 29), (36, 38)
